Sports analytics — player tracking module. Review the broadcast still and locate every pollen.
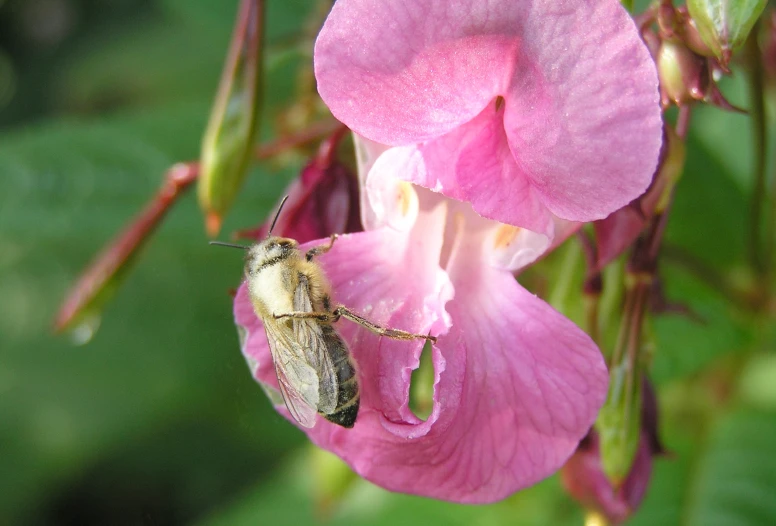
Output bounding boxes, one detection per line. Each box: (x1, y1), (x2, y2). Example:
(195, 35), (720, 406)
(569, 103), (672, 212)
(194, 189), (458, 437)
(493, 225), (521, 249)
(397, 181), (414, 216)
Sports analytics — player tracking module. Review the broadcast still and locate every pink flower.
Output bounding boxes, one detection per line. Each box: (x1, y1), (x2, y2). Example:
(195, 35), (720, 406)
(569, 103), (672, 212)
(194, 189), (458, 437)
(235, 146), (608, 501)
(234, 0), (664, 503)
(314, 0), (663, 236)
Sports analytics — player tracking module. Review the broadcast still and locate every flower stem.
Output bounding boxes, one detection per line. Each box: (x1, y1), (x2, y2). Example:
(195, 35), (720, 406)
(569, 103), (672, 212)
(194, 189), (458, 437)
(744, 23), (769, 286)
(253, 119), (342, 159)
(53, 162), (199, 334)
(597, 106), (691, 484)
(578, 229), (603, 344)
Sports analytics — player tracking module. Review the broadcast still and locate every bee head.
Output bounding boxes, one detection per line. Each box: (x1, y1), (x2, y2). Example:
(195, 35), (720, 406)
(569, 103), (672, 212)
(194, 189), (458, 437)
(244, 237), (298, 275)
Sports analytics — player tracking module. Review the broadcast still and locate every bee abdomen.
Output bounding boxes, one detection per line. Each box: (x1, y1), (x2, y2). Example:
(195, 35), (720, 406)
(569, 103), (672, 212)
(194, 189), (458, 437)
(321, 327), (360, 428)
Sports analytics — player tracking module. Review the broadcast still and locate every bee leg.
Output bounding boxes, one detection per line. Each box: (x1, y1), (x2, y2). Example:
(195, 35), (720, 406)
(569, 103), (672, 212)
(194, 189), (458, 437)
(305, 234), (339, 262)
(334, 306), (437, 343)
(274, 311), (337, 322)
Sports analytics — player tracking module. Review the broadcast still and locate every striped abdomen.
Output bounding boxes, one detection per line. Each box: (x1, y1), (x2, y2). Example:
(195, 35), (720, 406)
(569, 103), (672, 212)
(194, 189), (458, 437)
(320, 324), (360, 428)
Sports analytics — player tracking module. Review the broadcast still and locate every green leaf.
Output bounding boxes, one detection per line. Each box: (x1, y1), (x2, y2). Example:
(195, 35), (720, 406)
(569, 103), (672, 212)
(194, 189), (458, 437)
(651, 261), (755, 384)
(0, 103), (303, 523)
(687, 409), (776, 525)
(629, 404), (776, 525)
(196, 455), (584, 526)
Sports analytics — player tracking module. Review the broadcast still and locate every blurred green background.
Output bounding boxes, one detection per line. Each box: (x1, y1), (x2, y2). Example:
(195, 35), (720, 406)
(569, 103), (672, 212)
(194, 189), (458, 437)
(1, 0), (775, 524)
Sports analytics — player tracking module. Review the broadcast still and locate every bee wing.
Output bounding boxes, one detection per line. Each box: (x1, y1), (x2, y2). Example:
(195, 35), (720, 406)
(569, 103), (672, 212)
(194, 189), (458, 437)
(293, 275), (338, 415)
(263, 320), (319, 428)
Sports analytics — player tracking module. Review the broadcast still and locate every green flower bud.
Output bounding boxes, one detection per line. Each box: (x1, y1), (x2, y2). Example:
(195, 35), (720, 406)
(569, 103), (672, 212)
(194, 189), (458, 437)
(596, 362), (644, 486)
(687, 0), (767, 66)
(198, 0), (264, 236)
(658, 40), (707, 107)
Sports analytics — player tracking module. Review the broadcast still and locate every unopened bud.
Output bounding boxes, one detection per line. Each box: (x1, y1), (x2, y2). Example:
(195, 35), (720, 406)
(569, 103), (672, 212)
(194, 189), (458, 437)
(236, 128), (361, 243)
(687, 0), (767, 67)
(563, 376), (663, 523)
(198, 0), (264, 236)
(562, 432), (653, 525)
(658, 40), (708, 107)
(679, 8), (717, 57)
(596, 364), (643, 486)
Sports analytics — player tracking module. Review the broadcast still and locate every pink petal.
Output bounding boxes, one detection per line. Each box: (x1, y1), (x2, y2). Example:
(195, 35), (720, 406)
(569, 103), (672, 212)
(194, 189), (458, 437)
(369, 105), (554, 234)
(346, 272), (608, 502)
(316, 0), (663, 225)
(593, 204), (647, 267)
(353, 134), (392, 231)
(356, 134), (583, 271)
(419, 225), (609, 501)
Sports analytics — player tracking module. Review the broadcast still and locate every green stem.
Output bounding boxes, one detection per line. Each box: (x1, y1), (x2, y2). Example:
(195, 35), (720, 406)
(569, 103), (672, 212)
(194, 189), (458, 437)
(744, 22), (768, 281)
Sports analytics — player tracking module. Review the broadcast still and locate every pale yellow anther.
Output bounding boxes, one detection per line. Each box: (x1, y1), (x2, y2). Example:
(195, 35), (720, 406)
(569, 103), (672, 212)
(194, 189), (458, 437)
(493, 225), (522, 249)
(397, 181), (415, 217)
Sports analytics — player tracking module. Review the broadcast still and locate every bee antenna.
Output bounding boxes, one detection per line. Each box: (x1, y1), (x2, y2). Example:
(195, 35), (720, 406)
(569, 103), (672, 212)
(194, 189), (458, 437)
(209, 241), (250, 250)
(267, 195), (290, 237)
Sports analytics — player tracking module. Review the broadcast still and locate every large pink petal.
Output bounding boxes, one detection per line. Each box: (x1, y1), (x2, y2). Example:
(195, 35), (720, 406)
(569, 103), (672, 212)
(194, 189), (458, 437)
(315, 1), (516, 145)
(316, 0), (662, 224)
(335, 270), (608, 502)
(499, 0), (662, 220)
(328, 236), (607, 502)
(412, 225), (610, 501)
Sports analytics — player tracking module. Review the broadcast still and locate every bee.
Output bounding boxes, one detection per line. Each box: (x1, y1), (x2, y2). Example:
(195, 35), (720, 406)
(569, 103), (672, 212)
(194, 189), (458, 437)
(212, 197), (436, 428)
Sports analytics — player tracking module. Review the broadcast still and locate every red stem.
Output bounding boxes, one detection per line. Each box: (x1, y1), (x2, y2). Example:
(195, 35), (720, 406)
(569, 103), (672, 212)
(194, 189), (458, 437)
(54, 162), (199, 332)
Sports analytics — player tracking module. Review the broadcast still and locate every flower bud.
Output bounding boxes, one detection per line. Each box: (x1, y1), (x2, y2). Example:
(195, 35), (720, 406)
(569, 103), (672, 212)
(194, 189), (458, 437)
(562, 432), (653, 525)
(678, 7), (717, 57)
(563, 377), (662, 524)
(198, 0), (264, 236)
(658, 40), (708, 107)
(687, 0), (767, 67)
(236, 129), (361, 243)
(596, 363), (643, 486)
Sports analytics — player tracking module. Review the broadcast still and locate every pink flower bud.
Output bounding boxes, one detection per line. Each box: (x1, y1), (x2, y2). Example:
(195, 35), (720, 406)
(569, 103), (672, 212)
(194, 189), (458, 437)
(240, 129), (361, 243)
